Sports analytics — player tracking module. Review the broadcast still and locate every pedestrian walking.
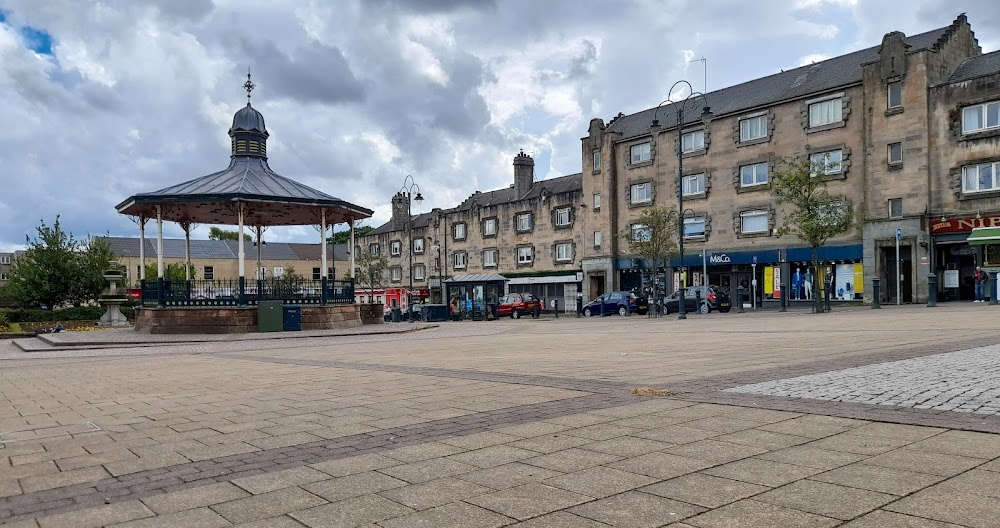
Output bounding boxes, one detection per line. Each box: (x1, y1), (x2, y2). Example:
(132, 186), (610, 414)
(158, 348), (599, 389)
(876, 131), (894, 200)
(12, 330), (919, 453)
(974, 266), (986, 302)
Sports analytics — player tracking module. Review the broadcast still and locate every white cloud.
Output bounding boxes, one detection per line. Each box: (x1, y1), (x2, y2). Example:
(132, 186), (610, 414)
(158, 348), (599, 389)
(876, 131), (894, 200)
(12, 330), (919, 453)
(798, 53), (833, 66)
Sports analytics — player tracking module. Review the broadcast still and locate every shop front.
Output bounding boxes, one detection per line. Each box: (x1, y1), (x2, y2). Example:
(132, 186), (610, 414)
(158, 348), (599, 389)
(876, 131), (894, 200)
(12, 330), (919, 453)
(443, 273), (507, 320)
(931, 214), (1000, 301)
(966, 226), (1000, 301)
(506, 272), (582, 314)
(672, 244), (864, 307)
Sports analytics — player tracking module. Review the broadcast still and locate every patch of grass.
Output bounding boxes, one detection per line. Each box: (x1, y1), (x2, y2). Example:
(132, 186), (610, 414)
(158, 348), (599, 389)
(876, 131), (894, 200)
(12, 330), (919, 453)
(631, 387), (671, 397)
(9, 322), (22, 332)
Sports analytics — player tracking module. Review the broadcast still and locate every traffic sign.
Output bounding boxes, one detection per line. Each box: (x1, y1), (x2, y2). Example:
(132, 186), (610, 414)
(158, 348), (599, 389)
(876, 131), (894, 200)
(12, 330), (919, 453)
(896, 228), (902, 241)
(752, 255), (757, 266)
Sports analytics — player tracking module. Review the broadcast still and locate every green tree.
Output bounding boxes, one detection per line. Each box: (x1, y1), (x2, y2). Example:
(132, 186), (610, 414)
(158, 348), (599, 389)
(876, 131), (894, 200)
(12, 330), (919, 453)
(70, 237), (116, 305)
(143, 263), (197, 283)
(617, 205), (679, 298)
(353, 249), (388, 302)
(770, 156), (857, 313)
(328, 225), (373, 245)
(1, 217), (81, 308)
(208, 227), (251, 242)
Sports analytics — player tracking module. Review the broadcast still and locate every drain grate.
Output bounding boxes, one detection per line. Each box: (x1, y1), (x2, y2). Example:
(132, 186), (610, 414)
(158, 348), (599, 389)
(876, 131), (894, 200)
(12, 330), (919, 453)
(0, 421), (102, 447)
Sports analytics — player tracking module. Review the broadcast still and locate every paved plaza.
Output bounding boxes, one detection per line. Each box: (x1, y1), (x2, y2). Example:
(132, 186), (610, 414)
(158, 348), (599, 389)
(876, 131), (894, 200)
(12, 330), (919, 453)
(2, 305), (1000, 527)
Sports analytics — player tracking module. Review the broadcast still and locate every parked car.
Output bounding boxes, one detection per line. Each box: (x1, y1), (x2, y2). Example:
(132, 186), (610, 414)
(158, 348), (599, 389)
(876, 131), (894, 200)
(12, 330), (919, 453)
(497, 293), (542, 319)
(663, 285), (731, 314)
(582, 291), (648, 317)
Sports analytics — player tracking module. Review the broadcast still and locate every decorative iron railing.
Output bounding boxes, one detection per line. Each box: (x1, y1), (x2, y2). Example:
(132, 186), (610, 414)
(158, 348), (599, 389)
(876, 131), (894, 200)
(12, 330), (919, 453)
(140, 278), (355, 308)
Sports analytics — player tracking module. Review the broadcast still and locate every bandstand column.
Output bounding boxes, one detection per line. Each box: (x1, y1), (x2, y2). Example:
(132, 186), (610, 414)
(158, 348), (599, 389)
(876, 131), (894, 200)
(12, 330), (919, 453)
(184, 224), (191, 281)
(350, 219), (356, 280)
(156, 206), (164, 308)
(238, 203), (246, 306)
(321, 209), (328, 305)
(138, 217), (146, 281)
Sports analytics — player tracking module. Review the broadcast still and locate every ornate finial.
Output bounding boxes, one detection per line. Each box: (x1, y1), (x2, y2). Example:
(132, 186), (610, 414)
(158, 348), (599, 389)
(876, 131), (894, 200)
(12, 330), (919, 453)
(243, 68), (255, 105)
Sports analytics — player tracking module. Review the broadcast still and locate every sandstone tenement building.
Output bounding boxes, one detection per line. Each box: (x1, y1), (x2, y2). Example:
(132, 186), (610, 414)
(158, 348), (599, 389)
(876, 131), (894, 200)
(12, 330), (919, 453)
(364, 14), (1000, 306)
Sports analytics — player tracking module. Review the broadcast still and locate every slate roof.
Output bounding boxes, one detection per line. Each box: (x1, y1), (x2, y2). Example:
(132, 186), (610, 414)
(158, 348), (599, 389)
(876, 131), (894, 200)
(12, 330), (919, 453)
(606, 23), (957, 141)
(368, 172), (584, 236)
(98, 236), (348, 261)
(444, 273), (508, 283)
(948, 50), (1000, 83)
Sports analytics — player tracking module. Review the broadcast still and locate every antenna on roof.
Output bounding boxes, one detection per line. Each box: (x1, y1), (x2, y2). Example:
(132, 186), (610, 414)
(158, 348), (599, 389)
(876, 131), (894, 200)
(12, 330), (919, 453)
(688, 57), (707, 93)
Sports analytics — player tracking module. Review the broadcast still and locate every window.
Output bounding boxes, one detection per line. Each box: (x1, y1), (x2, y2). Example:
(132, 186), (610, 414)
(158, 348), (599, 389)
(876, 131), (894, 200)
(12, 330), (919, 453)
(630, 223), (651, 242)
(369, 243), (380, 256)
(630, 142), (651, 164)
(740, 210), (769, 234)
(817, 202), (846, 226)
(453, 252), (467, 269)
(0, 256), (10, 264)
(630, 182), (652, 204)
(810, 149), (843, 176)
(390, 267), (402, 282)
(555, 242), (573, 262)
(739, 115), (767, 141)
(888, 142), (902, 165)
(593, 193), (601, 210)
(962, 162), (999, 193)
(594, 231), (602, 247)
(517, 246), (534, 265)
(273, 267), (284, 278)
(482, 218), (497, 237)
(887, 82), (902, 109)
(962, 101), (1000, 134)
(555, 207), (572, 226)
(0, 273), (7, 281)
(740, 162), (769, 187)
(808, 98), (843, 127)
(413, 265), (425, 280)
(204, 266), (214, 280)
(312, 267), (322, 280)
(453, 223), (467, 241)
(684, 217), (706, 238)
(412, 238), (424, 254)
(682, 173), (705, 196)
(516, 213), (533, 232)
(681, 130), (705, 152)
(390, 240), (401, 256)
(593, 151), (601, 170)
(888, 198), (903, 218)
(483, 249), (497, 267)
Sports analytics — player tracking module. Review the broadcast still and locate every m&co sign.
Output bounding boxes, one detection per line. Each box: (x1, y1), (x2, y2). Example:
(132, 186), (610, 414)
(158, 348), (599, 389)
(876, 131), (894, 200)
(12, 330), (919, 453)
(931, 214), (1000, 234)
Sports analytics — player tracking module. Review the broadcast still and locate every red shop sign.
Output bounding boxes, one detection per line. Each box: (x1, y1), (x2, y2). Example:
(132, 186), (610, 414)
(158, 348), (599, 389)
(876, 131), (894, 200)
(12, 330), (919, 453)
(930, 214), (1000, 234)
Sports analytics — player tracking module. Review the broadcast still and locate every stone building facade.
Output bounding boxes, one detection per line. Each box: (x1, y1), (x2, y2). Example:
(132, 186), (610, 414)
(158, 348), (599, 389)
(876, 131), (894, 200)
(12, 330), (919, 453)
(360, 151), (585, 309)
(581, 14), (996, 305)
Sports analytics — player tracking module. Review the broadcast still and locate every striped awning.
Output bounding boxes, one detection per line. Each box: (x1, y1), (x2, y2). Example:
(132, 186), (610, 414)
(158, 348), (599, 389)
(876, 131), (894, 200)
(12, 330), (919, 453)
(967, 227), (1000, 245)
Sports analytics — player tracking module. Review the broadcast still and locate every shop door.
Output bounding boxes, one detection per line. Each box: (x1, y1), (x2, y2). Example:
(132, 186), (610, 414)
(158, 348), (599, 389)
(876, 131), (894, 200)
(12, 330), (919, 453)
(735, 272), (752, 306)
(880, 247), (896, 303)
(900, 245), (912, 303)
(589, 275), (605, 300)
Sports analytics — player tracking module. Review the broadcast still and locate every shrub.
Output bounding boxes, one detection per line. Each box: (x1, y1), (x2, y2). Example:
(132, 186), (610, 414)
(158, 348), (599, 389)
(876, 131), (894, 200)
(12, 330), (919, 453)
(2, 306), (133, 323)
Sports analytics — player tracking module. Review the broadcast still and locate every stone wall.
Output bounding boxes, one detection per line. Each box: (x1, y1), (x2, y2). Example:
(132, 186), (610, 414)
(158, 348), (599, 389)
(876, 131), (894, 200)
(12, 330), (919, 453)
(135, 305), (362, 334)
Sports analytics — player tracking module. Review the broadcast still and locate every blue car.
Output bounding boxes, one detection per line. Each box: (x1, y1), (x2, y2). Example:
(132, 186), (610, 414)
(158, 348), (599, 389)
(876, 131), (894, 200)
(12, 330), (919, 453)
(582, 291), (648, 316)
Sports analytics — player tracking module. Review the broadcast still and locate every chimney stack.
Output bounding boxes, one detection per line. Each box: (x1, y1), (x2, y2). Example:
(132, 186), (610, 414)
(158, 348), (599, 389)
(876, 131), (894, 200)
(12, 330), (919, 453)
(513, 150), (534, 198)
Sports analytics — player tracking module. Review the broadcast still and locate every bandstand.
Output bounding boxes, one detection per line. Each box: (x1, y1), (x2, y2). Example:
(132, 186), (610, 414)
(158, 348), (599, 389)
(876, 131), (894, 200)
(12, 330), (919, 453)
(115, 75), (373, 333)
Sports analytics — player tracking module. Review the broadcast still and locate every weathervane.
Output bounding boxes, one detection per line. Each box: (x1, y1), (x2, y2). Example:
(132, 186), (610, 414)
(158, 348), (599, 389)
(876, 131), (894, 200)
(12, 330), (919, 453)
(243, 69), (255, 104)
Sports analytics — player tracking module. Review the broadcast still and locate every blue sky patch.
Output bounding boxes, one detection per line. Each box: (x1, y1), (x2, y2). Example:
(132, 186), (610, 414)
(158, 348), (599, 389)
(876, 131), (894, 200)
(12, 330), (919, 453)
(0, 9), (55, 55)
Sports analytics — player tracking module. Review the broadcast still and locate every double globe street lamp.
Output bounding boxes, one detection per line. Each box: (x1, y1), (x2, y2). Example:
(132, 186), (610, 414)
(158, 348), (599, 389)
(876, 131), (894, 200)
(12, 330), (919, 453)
(399, 175), (424, 323)
(649, 80), (712, 320)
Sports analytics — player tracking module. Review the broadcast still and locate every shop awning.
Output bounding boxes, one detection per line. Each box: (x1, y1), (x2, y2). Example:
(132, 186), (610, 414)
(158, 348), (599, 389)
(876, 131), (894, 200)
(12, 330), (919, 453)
(967, 227), (1000, 245)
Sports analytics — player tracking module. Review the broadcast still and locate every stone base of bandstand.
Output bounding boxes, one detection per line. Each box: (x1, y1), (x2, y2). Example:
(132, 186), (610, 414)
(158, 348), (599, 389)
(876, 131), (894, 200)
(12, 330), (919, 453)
(134, 305), (363, 334)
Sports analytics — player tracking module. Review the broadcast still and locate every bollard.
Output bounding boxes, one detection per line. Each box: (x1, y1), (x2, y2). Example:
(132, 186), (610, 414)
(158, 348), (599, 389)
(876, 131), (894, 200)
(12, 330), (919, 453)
(576, 296), (582, 317)
(927, 274), (938, 307)
(554, 299), (559, 318)
(991, 272), (999, 306)
(824, 279), (832, 312)
(737, 286), (745, 313)
(779, 283), (787, 312)
(872, 277), (881, 309)
(695, 289), (702, 314)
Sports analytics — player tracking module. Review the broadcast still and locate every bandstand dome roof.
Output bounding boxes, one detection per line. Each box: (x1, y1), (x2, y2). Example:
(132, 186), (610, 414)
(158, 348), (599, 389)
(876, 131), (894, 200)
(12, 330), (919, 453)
(116, 77), (372, 227)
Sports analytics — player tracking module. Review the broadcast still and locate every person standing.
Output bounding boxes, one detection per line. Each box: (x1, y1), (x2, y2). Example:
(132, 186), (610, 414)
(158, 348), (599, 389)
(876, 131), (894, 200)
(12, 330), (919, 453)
(974, 266), (986, 302)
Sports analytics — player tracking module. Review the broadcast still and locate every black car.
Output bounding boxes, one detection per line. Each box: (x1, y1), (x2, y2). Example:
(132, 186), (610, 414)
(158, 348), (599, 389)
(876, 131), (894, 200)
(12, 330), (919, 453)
(583, 291), (648, 317)
(663, 285), (731, 314)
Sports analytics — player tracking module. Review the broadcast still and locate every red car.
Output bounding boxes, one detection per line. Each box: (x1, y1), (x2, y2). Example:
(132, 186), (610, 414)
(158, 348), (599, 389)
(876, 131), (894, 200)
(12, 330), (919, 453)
(497, 293), (542, 319)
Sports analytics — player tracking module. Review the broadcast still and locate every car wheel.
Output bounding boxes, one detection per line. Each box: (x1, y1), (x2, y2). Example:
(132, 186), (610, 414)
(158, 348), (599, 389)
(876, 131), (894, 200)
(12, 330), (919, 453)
(618, 305), (628, 316)
(512, 311), (520, 319)
(663, 305), (670, 315)
(584, 308), (592, 317)
(699, 303), (710, 314)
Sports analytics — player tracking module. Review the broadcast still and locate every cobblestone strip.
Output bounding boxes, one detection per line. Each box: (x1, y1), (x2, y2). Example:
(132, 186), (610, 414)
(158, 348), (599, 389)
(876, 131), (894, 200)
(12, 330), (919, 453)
(0, 367), (634, 523)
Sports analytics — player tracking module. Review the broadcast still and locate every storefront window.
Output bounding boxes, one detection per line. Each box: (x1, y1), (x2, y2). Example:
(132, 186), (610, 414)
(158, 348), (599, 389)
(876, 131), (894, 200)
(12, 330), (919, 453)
(986, 244), (1000, 266)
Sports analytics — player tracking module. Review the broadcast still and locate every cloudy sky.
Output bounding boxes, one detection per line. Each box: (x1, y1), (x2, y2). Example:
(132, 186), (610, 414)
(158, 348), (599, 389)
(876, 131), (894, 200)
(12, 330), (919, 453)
(1, 0), (998, 251)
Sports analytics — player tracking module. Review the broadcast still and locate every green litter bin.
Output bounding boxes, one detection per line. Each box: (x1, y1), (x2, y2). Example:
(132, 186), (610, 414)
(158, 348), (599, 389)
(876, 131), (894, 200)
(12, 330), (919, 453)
(258, 301), (283, 332)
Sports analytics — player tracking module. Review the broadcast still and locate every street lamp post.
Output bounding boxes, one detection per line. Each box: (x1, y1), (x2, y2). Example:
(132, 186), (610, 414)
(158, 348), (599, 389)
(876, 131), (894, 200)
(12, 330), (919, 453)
(650, 80), (712, 320)
(399, 175), (424, 323)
